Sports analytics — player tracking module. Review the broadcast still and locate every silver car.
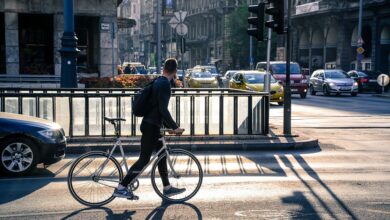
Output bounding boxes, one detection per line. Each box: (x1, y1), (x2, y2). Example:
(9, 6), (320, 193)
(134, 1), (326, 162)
(309, 69), (358, 96)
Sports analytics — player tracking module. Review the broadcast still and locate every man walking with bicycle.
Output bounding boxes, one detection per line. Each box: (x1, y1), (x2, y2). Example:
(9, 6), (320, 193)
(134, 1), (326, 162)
(113, 58), (185, 199)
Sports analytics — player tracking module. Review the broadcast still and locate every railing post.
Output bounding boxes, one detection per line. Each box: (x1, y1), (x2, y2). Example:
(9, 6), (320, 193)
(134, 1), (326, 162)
(69, 97), (73, 137)
(190, 95), (195, 136)
(219, 95), (224, 135)
(248, 96), (253, 135)
(205, 95), (209, 135)
(176, 96), (180, 127)
(233, 96), (238, 135)
(264, 95), (269, 134)
(102, 97), (106, 137)
(85, 96), (89, 136)
(52, 97), (56, 122)
(117, 96), (121, 136)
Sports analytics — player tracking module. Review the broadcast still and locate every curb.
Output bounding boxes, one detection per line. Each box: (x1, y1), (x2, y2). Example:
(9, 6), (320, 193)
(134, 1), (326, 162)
(65, 138), (319, 154)
(373, 94), (390, 99)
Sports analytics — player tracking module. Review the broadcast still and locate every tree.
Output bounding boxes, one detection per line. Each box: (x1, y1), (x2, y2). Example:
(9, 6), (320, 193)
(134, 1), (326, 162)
(227, 4), (277, 69)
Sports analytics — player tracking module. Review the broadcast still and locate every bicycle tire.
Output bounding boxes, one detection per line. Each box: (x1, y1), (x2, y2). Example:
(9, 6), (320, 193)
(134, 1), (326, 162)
(150, 149), (203, 203)
(67, 151), (123, 207)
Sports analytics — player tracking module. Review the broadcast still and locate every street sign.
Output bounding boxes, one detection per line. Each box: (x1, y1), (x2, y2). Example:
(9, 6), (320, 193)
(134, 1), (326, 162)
(357, 37), (364, 45)
(356, 47), (365, 54)
(168, 16), (180, 29)
(377, 74), (390, 87)
(174, 10), (187, 22)
(176, 23), (188, 36)
(101, 23), (110, 31)
(357, 54), (363, 62)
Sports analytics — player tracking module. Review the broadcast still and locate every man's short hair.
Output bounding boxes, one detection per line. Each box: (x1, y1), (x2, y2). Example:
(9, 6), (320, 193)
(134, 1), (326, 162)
(163, 58), (177, 74)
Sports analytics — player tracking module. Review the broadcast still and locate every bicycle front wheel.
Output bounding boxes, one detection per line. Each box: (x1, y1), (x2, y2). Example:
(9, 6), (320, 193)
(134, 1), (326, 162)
(67, 151), (123, 207)
(151, 149), (203, 202)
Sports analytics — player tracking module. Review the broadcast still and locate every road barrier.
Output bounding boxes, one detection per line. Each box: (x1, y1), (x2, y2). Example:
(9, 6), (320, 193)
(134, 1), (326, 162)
(0, 88), (269, 137)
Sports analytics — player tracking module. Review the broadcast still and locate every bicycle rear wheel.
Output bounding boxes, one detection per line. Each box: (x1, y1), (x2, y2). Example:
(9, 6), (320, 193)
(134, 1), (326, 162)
(151, 149), (203, 202)
(67, 151), (123, 207)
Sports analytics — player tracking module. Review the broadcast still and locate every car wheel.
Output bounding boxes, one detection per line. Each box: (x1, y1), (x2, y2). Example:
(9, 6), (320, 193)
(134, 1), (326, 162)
(278, 102), (284, 106)
(0, 137), (39, 176)
(351, 92), (358, 97)
(300, 92), (307, 99)
(310, 85), (316, 96)
(323, 85), (330, 96)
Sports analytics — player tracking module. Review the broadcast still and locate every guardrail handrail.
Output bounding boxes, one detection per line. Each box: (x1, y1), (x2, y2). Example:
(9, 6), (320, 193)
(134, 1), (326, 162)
(0, 88), (269, 137)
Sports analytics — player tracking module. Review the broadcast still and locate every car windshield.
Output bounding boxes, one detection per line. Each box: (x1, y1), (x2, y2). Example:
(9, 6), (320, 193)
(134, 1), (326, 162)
(195, 66), (217, 74)
(176, 70), (184, 76)
(325, 71), (350, 79)
(271, 63), (300, 74)
(243, 74), (276, 84)
(357, 72), (368, 77)
(193, 72), (212, 78)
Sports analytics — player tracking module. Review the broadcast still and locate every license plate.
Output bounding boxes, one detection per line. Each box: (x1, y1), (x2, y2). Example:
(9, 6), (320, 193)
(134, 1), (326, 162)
(340, 86), (350, 90)
(369, 79), (377, 83)
(291, 89), (298, 92)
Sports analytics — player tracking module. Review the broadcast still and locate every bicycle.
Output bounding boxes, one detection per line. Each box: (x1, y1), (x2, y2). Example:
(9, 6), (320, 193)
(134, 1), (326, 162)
(67, 117), (203, 207)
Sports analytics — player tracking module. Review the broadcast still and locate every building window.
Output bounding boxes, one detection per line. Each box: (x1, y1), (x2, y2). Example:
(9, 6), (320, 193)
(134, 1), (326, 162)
(75, 16), (100, 74)
(0, 13), (5, 74)
(19, 14), (54, 75)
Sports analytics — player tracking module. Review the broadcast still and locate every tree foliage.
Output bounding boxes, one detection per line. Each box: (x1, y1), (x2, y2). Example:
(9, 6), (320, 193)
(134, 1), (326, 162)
(227, 4), (277, 69)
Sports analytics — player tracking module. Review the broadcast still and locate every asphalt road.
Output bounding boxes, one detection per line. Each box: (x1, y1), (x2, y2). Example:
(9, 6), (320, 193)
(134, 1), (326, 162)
(0, 93), (390, 220)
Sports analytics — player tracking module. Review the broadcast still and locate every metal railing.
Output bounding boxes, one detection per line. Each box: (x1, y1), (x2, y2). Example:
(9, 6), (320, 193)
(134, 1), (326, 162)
(0, 88), (269, 137)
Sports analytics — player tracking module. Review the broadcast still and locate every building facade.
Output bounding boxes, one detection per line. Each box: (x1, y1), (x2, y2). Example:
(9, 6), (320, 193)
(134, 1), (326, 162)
(287, 0), (390, 74)
(139, 0), (246, 70)
(117, 0), (140, 64)
(0, 0), (122, 87)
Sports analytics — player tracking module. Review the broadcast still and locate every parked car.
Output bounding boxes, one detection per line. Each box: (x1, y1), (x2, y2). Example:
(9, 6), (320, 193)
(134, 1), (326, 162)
(309, 69), (358, 96)
(185, 70), (219, 88)
(230, 71), (284, 106)
(347, 70), (390, 93)
(0, 112), (67, 175)
(256, 61), (308, 98)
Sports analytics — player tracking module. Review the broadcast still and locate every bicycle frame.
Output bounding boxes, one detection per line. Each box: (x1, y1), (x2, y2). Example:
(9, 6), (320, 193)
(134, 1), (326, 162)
(93, 135), (180, 186)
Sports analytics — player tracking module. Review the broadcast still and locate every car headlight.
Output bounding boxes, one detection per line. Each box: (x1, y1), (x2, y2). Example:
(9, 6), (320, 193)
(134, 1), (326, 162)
(38, 129), (56, 139)
(328, 82), (336, 87)
(246, 86), (255, 91)
(353, 82), (358, 87)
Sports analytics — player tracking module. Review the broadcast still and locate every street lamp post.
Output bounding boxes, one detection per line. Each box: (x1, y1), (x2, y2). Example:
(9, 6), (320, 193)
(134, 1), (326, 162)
(60, 0), (79, 88)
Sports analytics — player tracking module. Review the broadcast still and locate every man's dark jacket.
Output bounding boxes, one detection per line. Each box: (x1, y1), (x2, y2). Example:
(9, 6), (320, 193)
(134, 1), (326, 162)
(143, 76), (178, 129)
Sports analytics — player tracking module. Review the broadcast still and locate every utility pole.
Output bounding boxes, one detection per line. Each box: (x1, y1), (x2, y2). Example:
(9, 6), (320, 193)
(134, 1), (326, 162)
(249, 37), (253, 69)
(265, 14), (272, 93)
(156, 0), (162, 73)
(111, 22), (115, 80)
(60, 0), (79, 88)
(284, 0), (292, 135)
(356, 0), (363, 71)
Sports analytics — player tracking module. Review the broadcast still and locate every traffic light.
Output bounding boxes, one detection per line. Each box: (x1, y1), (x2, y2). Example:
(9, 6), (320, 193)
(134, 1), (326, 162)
(247, 3), (265, 41)
(265, 0), (284, 34)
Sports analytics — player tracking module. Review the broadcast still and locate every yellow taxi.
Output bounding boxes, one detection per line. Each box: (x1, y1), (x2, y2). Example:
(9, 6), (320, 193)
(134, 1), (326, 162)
(185, 69), (219, 88)
(229, 71), (284, 105)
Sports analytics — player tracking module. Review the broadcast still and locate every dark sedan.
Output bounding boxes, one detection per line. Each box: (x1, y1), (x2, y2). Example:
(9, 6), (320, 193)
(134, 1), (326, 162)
(347, 70), (390, 93)
(0, 112), (66, 175)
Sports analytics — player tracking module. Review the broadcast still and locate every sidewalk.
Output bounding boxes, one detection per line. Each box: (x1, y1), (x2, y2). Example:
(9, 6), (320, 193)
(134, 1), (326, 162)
(373, 90), (390, 99)
(65, 125), (318, 154)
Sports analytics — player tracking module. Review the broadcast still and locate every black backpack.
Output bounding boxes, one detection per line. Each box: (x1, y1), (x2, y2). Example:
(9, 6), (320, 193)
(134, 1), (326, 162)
(132, 79), (156, 117)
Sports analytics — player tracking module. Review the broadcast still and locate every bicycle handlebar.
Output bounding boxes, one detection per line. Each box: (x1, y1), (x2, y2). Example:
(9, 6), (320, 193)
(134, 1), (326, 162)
(160, 128), (174, 132)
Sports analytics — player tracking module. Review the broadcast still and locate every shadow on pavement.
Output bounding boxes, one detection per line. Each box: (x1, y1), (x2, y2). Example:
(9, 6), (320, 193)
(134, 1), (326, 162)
(59, 201), (202, 220)
(279, 155), (358, 220)
(60, 207), (136, 220)
(145, 201), (202, 220)
(0, 169), (55, 205)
